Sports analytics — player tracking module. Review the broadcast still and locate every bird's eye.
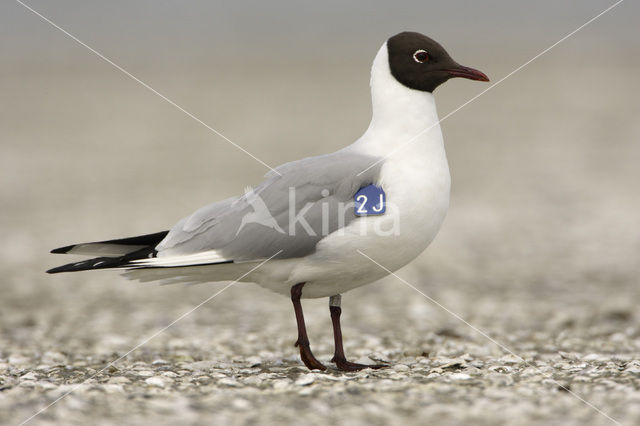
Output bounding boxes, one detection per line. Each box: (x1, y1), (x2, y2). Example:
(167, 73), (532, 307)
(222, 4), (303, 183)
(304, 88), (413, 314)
(413, 50), (429, 63)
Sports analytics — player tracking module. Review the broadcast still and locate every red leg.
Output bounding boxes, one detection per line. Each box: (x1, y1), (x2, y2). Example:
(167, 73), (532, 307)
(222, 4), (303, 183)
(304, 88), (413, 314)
(330, 295), (388, 371)
(291, 283), (326, 371)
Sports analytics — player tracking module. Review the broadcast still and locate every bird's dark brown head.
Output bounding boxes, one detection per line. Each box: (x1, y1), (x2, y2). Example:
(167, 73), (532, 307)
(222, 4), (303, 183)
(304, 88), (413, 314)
(387, 31), (489, 93)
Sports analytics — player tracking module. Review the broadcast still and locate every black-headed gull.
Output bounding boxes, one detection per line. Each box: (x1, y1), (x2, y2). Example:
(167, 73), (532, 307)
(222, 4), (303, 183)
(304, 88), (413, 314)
(48, 32), (489, 371)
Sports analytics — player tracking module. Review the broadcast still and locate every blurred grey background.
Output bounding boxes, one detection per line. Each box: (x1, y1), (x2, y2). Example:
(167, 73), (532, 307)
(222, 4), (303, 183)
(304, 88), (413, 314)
(1, 1), (639, 425)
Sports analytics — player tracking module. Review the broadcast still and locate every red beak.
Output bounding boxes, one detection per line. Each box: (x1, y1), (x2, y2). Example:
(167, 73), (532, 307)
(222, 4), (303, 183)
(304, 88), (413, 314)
(445, 65), (490, 82)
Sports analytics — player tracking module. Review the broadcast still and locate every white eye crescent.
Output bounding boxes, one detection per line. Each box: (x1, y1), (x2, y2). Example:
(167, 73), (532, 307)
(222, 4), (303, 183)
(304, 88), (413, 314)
(413, 49), (429, 63)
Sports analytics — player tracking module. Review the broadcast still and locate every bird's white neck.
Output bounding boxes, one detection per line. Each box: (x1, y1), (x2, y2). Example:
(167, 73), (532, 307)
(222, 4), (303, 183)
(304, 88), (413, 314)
(350, 42), (444, 158)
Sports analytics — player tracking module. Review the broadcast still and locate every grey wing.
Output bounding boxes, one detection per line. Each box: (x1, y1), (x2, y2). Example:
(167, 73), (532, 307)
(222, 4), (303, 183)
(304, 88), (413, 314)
(155, 150), (382, 261)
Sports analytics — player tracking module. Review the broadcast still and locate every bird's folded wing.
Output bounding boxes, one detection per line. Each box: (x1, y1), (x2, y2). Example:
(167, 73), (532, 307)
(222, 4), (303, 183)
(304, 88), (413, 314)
(154, 150), (382, 261)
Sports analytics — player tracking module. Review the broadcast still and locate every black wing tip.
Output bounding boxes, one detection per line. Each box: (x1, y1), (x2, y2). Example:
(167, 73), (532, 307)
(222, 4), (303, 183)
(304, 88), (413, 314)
(46, 247), (159, 275)
(51, 245), (75, 254)
(46, 257), (119, 274)
(46, 262), (87, 273)
(49, 231), (169, 255)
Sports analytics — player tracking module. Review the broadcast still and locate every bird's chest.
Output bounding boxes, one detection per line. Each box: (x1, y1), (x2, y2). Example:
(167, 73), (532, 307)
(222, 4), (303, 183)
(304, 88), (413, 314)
(375, 150), (451, 246)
